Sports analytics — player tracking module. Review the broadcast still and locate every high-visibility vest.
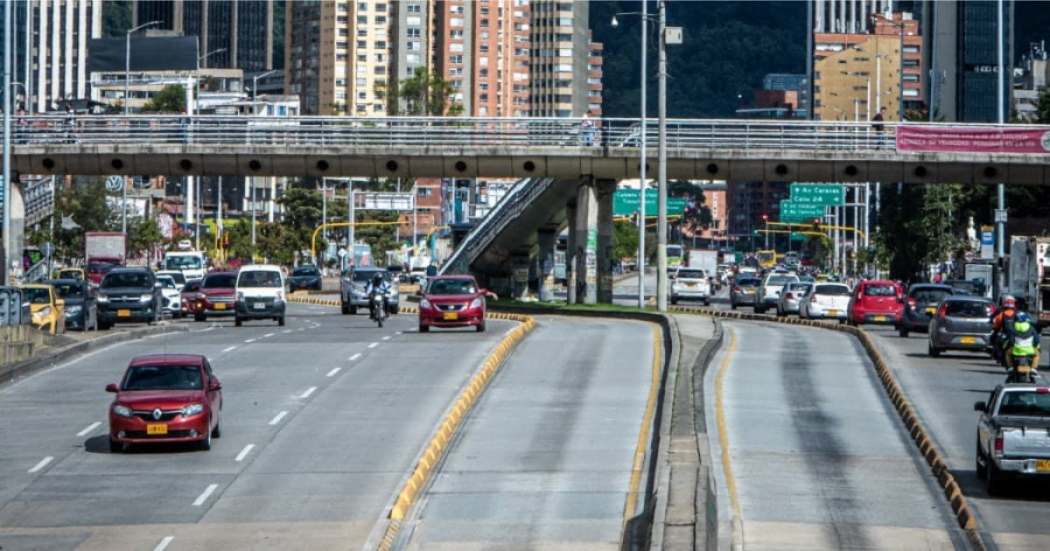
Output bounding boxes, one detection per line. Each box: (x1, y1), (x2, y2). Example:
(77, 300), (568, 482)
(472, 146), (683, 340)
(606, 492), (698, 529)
(1011, 320), (1038, 356)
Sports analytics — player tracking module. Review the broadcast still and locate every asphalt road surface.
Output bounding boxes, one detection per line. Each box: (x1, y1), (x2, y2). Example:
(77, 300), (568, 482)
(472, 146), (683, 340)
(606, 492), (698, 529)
(705, 321), (966, 550)
(393, 318), (658, 549)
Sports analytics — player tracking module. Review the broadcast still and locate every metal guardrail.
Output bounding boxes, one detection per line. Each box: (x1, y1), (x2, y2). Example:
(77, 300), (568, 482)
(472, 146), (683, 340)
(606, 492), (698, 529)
(8, 115), (997, 153)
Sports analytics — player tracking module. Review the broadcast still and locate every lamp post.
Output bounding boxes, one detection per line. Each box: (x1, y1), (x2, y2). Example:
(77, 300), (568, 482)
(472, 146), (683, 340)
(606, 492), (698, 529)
(874, 12), (906, 121)
(125, 20), (162, 115)
(762, 214), (769, 248)
(996, 0), (1005, 293)
(196, 47), (226, 110)
(251, 70), (279, 116)
(3, 0), (13, 283)
(655, 0), (670, 313)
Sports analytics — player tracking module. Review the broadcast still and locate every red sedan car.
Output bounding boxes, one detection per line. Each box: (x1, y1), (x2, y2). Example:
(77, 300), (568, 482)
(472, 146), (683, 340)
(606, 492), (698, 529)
(180, 280), (201, 317)
(418, 275), (490, 333)
(193, 271), (238, 322)
(847, 279), (904, 326)
(106, 354), (223, 452)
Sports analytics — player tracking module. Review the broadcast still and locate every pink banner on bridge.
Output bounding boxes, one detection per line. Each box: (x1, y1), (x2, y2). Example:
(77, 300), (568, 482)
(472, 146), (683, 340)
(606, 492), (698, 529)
(896, 125), (1050, 153)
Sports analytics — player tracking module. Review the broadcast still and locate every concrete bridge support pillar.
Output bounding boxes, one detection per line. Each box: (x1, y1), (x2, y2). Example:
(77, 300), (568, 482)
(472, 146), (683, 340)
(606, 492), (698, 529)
(537, 229), (557, 302)
(596, 179), (616, 304)
(510, 254), (531, 301)
(574, 178), (598, 305)
(565, 201), (577, 305)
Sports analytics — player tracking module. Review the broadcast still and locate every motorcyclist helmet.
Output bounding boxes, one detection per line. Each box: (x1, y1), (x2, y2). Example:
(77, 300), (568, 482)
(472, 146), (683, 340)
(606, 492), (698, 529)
(1016, 311), (1030, 323)
(372, 273), (383, 286)
(1002, 294), (1016, 308)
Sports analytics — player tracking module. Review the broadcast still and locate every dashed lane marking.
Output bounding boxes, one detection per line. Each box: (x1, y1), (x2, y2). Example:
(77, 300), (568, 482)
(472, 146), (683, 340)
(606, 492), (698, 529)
(245, 338), (257, 343)
(264, 333), (275, 338)
(368, 342), (379, 349)
(326, 367), (341, 377)
(349, 353), (362, 361)
(192, 483), (218, 506)
(77, 422), (101, 437)
(222, 346), (237, 353)
(235, 444), (255, 462)
(300, 386), (317, 399)
(268, 411), (288, 426)
(153, 536), (174, 551)
(382, 336), (391, 341)
(28, 456), (53, 474)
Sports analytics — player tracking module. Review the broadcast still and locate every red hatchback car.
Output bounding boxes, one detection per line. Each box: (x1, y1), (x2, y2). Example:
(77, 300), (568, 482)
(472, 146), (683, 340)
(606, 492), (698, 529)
(847, 279), (904, 326)
(193, 271), (238, 322)
(418, 275), (489, 333)
(106, 354), (223, 452)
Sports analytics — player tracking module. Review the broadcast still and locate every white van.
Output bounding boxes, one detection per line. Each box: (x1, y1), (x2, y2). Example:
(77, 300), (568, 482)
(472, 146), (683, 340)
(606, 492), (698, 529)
(234, 264), (286, 327)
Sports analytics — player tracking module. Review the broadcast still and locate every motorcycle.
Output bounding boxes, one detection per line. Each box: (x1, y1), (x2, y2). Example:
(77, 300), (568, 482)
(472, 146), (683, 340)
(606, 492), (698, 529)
(1007, 354), (1037, 384)
(369, 292), (386, 328)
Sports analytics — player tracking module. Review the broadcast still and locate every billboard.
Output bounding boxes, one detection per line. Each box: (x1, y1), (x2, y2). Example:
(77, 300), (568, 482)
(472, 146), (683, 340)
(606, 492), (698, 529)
(88, 37), (197, 73)
(896, 126), (1050, 154)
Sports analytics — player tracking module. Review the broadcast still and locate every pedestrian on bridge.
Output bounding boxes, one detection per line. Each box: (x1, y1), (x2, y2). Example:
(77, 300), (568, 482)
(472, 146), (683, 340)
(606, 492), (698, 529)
(872, 106), (886, 149)
(582, 111), (596, 146)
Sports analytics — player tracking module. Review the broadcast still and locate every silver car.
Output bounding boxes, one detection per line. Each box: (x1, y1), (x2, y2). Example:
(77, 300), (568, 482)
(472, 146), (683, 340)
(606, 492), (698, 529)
(340, 268), (400, 315)
(776, 282), (812, 316)
(928, 296), (995, 357)
(755, 273), (799, 314)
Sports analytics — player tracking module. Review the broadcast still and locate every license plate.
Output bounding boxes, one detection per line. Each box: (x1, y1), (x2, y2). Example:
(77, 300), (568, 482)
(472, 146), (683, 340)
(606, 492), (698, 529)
(925, 307), (936, 315)
(443, 312), (458, 320)
(828, 310), (839, 316)
(686, 283), (695, 288)
(1038, 459), (1050, 472)
(960, 336), (976, 344)
(873, 316), (887, 322)
(744, 289), (755, 294)
(117, 309), (131, 317)
(253, 302), (266, 309)
(215, 303), (226, 310)
(146, 424), (167, 435)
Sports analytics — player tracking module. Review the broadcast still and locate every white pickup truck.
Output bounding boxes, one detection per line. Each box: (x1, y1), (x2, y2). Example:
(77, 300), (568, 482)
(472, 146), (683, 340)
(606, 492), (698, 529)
(670, 268), (711, 306)
(975, 384), (1050, 495)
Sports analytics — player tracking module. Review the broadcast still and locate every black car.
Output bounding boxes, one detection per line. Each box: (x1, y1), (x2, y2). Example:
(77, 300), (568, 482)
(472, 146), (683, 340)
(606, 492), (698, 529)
(95, 268), (163, 329)
(942, 279), (985, 297)
(46, 278), (98, 331)
(288, 265), (323, 291)
(897, 283), (953, 337)
(386, 265), (407, 283)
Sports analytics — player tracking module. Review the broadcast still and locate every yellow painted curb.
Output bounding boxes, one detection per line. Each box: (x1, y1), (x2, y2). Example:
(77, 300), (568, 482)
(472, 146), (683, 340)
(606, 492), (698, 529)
(670, 306), (983, 544)
(621, 322), (664, 536)
(377, 312), (537, 550)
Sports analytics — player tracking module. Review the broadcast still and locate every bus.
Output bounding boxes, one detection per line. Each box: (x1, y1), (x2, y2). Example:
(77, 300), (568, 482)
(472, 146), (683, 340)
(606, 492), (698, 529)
(667, 245), (684, 267)
(757, 250), (777, 268)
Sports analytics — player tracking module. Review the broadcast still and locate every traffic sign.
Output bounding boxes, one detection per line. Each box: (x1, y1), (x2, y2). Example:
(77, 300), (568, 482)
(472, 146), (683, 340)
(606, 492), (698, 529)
(106, 175), (125, 193)
(994, 209), (1008, 223)
(612, 189), (688, 217)
(964, 251), (975, 261)
(41, 242), (55, 258)
(790, 183), (844, 207)
(779, 200), (825, 222)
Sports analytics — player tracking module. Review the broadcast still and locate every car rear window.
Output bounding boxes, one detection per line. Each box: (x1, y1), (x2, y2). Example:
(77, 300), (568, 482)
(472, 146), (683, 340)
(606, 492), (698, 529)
(122, 365), (202, 391)
(944, 300), (993, 318)
(293, 266), (318, 276)
(202, 274), (237, 288)
(51, 283), (84, 299)
(676, 270), (706, 279)
(237, 270), (282, 288)
(428, 279), (478, 295)
(864, 284), (897, 296)
(814, 284), (850, 295)
(737, 278), (760, 287)
(998, 391), (1050, 417)
(912, 289), (950, 303)
(767, 276), (795, 286)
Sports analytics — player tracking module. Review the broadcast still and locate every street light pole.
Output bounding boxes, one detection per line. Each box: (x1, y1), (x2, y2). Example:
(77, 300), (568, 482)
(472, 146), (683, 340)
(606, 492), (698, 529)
(252, 70), (279, 116)
(996, 0), (1005, 291)
(321, 177), (327, 266)
(656, 0), (669, 313)
(125, 21), (161, 116)
(3, 0), (13, 283)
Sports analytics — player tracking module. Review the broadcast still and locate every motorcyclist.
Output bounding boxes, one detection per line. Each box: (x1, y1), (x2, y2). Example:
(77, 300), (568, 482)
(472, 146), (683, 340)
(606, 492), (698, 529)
(992, 295), (1018, 365)
(365, 273), (390, 318)
(1005, 311), (1041, 372)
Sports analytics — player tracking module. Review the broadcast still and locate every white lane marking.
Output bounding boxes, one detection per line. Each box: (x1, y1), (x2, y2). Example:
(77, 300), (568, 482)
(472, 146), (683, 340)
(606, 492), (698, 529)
(368, 342), (379, 349)
(348, 353), (362, 361)
(77, 422), (101, 437)
(192, 483), (219, 506)
(300, 386), (317, 399)
(245, 338), (257, 343)
(154, 536), (174, 551)
(222, 346), (237, 353)
(297, 328), (305, 332)
(235, 444), (255, 462)
(268, 411), (288, 425)
(282, 329), (293, 334)
(28, 456), (53, 473)
(264, 333), (275, 338)
(382, 336), (391, 341)
(395, 331), (402, 335)
(326, 367), (341, 377)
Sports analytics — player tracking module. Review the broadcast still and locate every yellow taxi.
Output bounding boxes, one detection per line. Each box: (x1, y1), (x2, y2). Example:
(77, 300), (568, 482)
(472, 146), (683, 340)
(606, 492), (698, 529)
(57, 267), (86, 281)
(21, 284), (66, 334)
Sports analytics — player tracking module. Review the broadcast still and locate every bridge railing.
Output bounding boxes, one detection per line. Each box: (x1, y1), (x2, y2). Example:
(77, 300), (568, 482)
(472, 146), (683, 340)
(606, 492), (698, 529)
(9, 115), (906, 152)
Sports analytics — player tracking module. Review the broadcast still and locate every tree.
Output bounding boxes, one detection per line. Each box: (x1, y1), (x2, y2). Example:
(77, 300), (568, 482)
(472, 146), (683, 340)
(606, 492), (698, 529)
(1036, 88), (1050, 124)
(377, 67), (462, 116)
(275, 186), (324, 262)
(668, 180), (714, 237)
(613, 220), (640, 260)
(127, 216), (164, 260)
(141, 84), (187, 113)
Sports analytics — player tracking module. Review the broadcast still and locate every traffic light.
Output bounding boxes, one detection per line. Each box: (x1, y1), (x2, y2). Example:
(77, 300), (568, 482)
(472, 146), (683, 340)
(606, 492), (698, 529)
(812, 217), (821, 231)
(631, 211), (639, 226)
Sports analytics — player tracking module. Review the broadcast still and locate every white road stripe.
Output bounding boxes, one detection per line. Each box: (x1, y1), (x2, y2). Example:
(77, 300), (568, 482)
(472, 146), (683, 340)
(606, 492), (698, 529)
(326, 367), (341, 377)
(282, 329), (293, 334)
(264, 333), (274, 338)
(28, 456), (53, 473)
(395, 331), (402, 335)
(300, 386), (317, 399)
(382, 336), (391, 341)
(235, 444), (255, 462)
(368, 342), (379, 349)
(348, 353), (362, 361)
(245, 338), (256, 343)
(222, 346), (237, 353)
(76, 422), (101, 437)
(268, 411), (288, 425)
(154, 536), (174, 551)
(192, 483), (218, 506)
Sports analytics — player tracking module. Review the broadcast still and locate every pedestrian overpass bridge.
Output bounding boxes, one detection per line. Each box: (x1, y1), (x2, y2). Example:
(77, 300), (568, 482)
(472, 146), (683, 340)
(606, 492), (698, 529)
(9, 115), (1050, 300)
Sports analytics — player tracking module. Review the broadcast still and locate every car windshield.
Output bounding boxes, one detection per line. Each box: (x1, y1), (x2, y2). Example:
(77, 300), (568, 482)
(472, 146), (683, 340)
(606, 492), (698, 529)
(51, 283), (84, 299)
(788, 283), (812, 293)
(947, 281), (978, 295)
(945, 300), (993, 318)
(122, 365), (203, 391)
(864, 284), (897, 296)
(677, 270), (706, 279)
(998, 391), (1050, 417)
(160, 272), (186, 285)
(165, 256), (203, 270)
(203, 274), (237, 288)
(737, 279), (760, 287)
(352, 271), (388, 283)
(913, 289), (951, 303)
(428, 279), (478, 295)
(237, 270), (282, 288)
(767, 276), (795, 286)
(815, 284), (850, 295)
(293, 266), (319, 276)
(59, 270), (83, 280)
(101, 272), (150, 289)
(157, 277), (177, 289)
(183, 282), (201, 293)
(24, 287), (51, 304)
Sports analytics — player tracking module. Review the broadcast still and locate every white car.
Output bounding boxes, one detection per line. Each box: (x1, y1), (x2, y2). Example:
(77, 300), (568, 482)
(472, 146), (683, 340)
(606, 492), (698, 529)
(799, 283), (852, 321)
(755, 273), (799, 314)
(155, 275), (183, 318)
(776, 282), (812, 316)
(234, 264), (287, 327)
(670, 268), (711, 306)
(156, 270), (189, 286)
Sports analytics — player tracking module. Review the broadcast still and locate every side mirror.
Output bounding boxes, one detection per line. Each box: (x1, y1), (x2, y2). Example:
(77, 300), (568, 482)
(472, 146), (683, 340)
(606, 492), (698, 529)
(56, 299), (65, 307)
(974, 401), (986, 412)
(897, 296), (904, 303)
(105, 383), (119, 393)
(208, 380), (222, 391)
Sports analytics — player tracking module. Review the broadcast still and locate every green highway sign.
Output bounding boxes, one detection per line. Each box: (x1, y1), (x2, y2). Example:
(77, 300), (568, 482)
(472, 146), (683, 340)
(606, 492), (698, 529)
(779, 200), (825, 222)
(613, 189), (688, 217)
(790, 183), (844, 206)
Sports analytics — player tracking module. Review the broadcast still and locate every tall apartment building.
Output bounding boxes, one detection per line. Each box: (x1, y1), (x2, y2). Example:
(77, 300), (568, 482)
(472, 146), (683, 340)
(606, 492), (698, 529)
(1, 0), (103, 113)
(814, 0), (896, 34)
(529, 0), (598, 117)
(134, 0), (275, 72)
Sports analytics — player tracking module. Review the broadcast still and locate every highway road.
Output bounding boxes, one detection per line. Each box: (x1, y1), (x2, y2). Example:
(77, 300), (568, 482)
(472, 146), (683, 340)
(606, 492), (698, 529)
(0, 302), (518, 550)
(704, 321), (965, 549)
(393, 318), (657, 549)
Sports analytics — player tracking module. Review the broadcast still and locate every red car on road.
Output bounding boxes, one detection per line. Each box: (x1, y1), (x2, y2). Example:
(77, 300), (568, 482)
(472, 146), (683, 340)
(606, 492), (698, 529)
(847, 279), (904, 326)
(106, 354), (223, 452)
(193, 271), (238, 322)
(418, 275), (490, 333)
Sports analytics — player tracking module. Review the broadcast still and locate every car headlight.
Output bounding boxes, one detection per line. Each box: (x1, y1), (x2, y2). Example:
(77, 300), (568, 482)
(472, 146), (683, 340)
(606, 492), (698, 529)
(471, 298), (483, 308)
(140, 294), (153, 302)
(113, 404), (132, 418)
(65, 305), (82, 314)
(197, 292), (207, 299)
(38, 306), (51, 316)
(97, 295), (109, 303)
(182, 403), (204, 417)
(420, 299), (431, 309)
(275, 291), (284, 303)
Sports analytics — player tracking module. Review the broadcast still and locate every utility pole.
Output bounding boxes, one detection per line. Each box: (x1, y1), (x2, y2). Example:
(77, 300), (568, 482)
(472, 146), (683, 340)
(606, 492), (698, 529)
(2, 0), (13, 284)
(656, 0), (669, 312)
(996, 0), (1006, 294)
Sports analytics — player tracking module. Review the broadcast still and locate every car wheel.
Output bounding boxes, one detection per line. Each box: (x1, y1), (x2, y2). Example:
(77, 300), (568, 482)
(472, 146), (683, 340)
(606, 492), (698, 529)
(731, 302), (737, 310)
(98, 320), (111, 330)
(419, 325), (429, 333)
(477, 319), (487, 332)
(390, 305), (399, 315)
(704, 299), (710, 307)
(278, 316), (286, 327)
(898, 325), (910, 338)
(194, 313), (206, 322)
(341, 300), (350, 315)
(986, 456), (1002, 496)
(199, 423), (212, 451)
(350, 306), (358, 315)
(976, 440), (987, 480)
(109, 436), (122, 453)
(670, 296), (678, 305)
(212, 417), (222, 439)
(235, 317), (243, 327)
(928, 342), (941, 358)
